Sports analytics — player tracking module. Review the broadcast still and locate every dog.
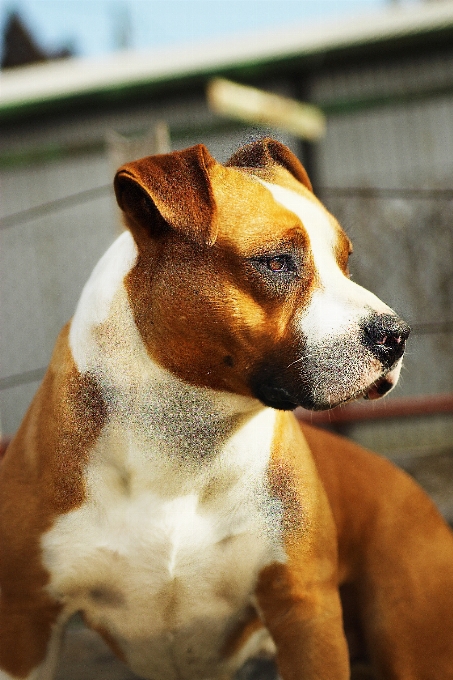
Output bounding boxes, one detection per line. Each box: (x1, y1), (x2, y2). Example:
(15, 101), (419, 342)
(1, 137), (448, 680)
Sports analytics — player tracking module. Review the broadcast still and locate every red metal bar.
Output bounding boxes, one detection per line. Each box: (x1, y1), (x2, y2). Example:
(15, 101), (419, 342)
(295, 393), (453, 425)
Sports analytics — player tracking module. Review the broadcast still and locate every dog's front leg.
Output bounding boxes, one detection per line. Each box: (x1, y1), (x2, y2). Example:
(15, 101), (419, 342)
(259, 413), (349, 680)
(256, 561), (349, 680)
(0, 602), (65, 680)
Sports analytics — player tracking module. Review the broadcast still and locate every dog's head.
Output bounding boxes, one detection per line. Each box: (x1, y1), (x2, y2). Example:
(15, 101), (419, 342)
(114, 139), (409, 411)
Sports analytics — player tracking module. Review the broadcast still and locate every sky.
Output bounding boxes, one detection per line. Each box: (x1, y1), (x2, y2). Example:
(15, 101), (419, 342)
(0, 0), (402, 60)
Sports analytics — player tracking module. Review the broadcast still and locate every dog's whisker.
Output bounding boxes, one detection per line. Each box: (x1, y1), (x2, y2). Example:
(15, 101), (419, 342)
(286, 357), (304, 369)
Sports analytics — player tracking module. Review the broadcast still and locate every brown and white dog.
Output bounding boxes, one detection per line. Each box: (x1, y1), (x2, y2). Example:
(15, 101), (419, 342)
(0, 138), (451, 680)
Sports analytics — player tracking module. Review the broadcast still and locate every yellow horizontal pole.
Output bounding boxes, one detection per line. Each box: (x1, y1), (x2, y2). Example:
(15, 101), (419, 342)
(207, 78), (326, 141)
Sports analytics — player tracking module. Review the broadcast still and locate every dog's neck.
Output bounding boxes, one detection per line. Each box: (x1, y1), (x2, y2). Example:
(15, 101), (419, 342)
(69, 232), (265, 462)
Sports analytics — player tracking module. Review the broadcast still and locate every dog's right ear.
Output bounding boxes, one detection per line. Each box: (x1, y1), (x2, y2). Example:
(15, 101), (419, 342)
(226, 138), (313, 192)
(114, 144), (218, 247)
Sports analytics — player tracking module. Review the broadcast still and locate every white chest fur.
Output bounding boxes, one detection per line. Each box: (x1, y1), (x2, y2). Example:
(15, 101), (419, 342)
(43, 232), (284, 678)
(42, 404), (282, 680)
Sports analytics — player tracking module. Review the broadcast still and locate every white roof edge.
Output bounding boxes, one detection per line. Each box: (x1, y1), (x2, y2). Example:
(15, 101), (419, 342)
(1, 0), (453, 110)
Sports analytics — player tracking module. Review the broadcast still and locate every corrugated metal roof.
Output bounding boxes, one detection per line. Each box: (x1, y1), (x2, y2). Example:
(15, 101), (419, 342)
(1, 0), (453, 116)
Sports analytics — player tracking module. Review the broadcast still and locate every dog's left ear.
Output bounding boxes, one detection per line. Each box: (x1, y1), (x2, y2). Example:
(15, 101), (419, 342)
(226, 138), (313, 192)
(114, 144), (218, 246)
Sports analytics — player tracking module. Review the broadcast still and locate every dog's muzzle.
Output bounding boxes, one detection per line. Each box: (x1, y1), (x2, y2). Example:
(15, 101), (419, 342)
(250, 312), (410, 411)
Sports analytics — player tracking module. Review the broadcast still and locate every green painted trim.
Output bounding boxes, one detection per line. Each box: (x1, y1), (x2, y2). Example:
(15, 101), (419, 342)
(0, 59), (285, 125)
(0, 140), (105, 169)
(3, 80), (453, 170)
(3, 21), (453, 125)
(320, 83), (453, 116)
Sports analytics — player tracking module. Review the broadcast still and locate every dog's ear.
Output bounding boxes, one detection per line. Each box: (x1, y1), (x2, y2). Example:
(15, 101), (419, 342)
(114, 144), (218, 246)
(226, 138), (313, 192)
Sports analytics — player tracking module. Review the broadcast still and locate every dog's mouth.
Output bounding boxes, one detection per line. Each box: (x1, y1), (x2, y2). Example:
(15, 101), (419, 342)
(363, 375), (394, 400)
(328, 362), (403, 408)
(362, 360), (402, 401)
(251, 359), (403, 412)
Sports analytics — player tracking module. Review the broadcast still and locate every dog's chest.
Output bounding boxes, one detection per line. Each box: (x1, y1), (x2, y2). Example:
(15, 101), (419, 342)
(42, 410), (282, 678)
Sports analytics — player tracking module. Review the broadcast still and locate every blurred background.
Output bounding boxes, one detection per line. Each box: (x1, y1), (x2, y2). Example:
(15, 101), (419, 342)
(0, 0), (392, 58)
(0, 0), (452, 508)
(0, 1), (453, 676)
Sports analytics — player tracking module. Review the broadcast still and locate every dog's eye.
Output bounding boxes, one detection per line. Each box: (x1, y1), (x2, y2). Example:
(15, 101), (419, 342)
(249, 253), (299, 292)
(267, 256), (291, 272)
(259, 254), (297, 275)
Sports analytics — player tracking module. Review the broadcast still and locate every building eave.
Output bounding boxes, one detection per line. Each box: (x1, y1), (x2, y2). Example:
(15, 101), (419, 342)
(1, 0), (453, 123)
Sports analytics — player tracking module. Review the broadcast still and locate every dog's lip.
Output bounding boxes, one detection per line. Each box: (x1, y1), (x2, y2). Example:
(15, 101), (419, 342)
(363, 377), (391, 400)
(363, 370), (396, 401)
(317, 371), (397, 410)
(363, 358), (403, 401)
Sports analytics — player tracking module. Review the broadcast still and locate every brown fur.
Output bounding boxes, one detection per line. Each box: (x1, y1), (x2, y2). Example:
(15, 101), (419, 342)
(257, 412), (349, 680)
(303, 422), (453, 678)
(0, 325), (106, 676)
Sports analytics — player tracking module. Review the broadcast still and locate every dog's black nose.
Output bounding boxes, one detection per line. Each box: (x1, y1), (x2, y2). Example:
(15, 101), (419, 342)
(361, 313), (410, 369)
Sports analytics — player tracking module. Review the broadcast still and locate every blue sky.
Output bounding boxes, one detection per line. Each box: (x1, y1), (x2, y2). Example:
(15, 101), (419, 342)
(0, 0), (400, 59)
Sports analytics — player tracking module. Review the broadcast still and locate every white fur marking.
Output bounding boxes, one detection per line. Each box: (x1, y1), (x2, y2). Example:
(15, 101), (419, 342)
(259, 181), (393, 342)
(42, 406), (281, 679)
(69, 230), (138, 372)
